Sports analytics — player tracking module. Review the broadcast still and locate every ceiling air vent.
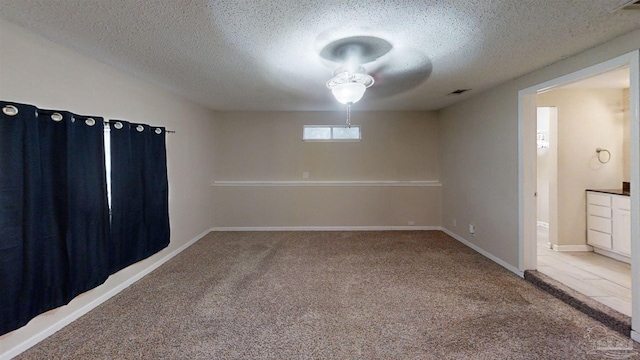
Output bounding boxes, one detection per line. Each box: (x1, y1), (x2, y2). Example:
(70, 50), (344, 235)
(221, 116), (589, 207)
(449, 89), (470, 95)
(612, 0), (640, 12)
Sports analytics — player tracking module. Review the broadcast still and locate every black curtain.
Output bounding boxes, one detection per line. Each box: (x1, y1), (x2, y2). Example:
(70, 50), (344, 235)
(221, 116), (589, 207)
(0, 101), (110, 335)
(108, 120), (170, 274)
(0, 101), (170, 336)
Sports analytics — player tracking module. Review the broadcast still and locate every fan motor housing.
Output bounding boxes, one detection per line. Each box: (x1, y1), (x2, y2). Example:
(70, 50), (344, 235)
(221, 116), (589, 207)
(319, 36), (392, 65)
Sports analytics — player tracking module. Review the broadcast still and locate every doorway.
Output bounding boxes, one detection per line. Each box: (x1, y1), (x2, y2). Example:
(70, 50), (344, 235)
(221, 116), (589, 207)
(519, 51), (640, 339)
(535, 88), (632, 315)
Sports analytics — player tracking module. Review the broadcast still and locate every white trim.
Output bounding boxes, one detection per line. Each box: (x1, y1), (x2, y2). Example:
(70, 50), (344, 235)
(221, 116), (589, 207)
(551, 244), (593, 252)
(593, 247), (632, 264)
(441, 227), (524, 278)
(629, 50), (640, 340)
(211, 226), (440, 231)
(0, 228), (213, 360)
(537, 221), (549, 228)
(631, 329), (640, 343)
(212, 180), (441, 187)
(531, 57), (632, 95)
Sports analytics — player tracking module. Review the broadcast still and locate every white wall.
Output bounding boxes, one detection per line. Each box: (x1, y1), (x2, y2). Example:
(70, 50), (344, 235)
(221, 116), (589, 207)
(538, 88), (625, 246)
(212, 111), (442, 227)
(0, 20), (215, 358)
(439, 29), (640, 268)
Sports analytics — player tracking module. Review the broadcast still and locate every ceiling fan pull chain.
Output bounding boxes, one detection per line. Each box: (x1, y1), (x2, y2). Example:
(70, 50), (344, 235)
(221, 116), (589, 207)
(346, 103), (351, 128)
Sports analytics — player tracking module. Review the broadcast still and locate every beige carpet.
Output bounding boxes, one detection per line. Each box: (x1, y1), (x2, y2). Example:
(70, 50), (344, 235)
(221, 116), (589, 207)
(17, 231), (640, 359)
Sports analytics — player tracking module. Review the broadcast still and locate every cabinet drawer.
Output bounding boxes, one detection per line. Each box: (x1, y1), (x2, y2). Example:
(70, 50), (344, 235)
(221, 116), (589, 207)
(588, 215), (611, 234)
(613, 196), (630, 211)
(588, 230), (612, 249)
(587, 192), (611, 207)
(588, 204), (611, 218)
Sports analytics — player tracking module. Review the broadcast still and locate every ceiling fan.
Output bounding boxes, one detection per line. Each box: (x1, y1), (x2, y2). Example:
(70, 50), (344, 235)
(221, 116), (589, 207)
(319, 36), (432, 125)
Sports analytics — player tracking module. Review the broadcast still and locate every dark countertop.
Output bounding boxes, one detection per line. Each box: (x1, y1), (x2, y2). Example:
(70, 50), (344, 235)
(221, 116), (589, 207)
(587, 189), (630, 196)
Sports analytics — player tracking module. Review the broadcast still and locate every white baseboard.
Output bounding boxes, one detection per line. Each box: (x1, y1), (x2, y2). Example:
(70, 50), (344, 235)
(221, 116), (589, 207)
(631, 329), (640, 343)
(211, 226), (440, 231)
(0, 228), (213, 360)
(441, 227), (524, 278)
(551, 244), (593, 252)
(593, 247), (631, 264)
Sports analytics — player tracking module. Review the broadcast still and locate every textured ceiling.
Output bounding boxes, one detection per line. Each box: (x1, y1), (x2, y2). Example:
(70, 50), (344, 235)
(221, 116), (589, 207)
(1, 0), (639, 111)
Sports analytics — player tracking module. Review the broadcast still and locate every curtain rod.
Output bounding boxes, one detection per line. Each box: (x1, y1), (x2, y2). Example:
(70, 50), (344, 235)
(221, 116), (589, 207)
(104, 121), (175, 133)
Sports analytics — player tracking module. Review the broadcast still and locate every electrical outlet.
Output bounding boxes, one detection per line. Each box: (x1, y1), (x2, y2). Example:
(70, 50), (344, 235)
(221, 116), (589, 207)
(453, 219), (457, 227)
(302, 172), (309, 179)
(408, 221), (415, 226)
(469, 224), (475, 236)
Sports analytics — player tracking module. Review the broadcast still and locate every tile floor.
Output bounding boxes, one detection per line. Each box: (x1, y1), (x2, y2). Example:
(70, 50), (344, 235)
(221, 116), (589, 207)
(536, 226), (632, 316)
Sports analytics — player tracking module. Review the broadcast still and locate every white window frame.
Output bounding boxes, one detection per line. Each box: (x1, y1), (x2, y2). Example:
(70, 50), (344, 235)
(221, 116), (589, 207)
(303, 125), (361, 142)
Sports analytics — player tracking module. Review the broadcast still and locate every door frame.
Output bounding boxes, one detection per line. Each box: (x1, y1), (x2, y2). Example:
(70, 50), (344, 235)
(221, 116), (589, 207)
(518, 50), (640, 338)
(536, 106), (558, 250)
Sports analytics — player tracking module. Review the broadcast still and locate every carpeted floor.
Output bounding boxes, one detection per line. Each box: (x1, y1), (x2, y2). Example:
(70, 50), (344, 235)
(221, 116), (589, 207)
(16, 231), (640, 359)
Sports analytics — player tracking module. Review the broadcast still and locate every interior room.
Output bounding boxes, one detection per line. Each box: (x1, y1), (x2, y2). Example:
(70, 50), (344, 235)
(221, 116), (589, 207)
(1, 1), (640, 359)
(536, 69), (632, 316)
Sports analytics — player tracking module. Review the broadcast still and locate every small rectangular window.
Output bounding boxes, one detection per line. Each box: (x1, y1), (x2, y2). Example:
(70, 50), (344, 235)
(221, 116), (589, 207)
(303, 126), (332, 140)
(332, 126), (360, 140)
(303, 125), (361, 141)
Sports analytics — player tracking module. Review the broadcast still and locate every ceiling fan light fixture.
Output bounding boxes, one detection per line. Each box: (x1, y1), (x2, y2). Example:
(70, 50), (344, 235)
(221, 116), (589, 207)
(331, 82), (366, 104)
(326, 65), (374, 104)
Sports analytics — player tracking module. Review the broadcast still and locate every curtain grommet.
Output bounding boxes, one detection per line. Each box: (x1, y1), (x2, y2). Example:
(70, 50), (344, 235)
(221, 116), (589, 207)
(114, 121), (123, 129)
(2, 105), (18, 116)
(155, 128), (162, 134)
(136, 125), (144, 132)
(51, 113), (63, 122)
(85, 118), (96, 126)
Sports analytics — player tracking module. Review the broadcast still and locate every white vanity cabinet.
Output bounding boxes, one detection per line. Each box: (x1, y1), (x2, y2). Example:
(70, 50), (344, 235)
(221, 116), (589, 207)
(586, 191), (631, 263)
